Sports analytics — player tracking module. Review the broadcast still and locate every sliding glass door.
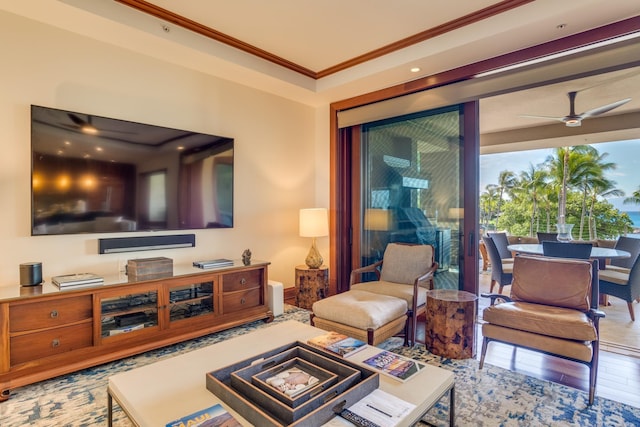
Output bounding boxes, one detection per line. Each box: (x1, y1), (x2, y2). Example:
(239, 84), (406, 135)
(335, 102), (479, 294)
(359, 105), (465, 287)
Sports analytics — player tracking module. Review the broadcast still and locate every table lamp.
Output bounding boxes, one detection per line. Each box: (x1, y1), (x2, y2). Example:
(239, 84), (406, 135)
(299, 208), (328, 269)
(364, 209), (391, 258)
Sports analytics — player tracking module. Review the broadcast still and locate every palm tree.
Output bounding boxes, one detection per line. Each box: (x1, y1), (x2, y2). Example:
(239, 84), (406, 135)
(495, 170), (517, 219)
(574, 150), (616, 239)
(546, 145), (600, 226)
(624, 186), (640, 206)
(587, 177), (624, 239)
(517, 163), (548, 236)
(480, 184), (500, 228)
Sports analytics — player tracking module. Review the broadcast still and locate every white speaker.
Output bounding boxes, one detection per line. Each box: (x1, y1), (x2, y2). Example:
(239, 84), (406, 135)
(267, 280), (284, 317)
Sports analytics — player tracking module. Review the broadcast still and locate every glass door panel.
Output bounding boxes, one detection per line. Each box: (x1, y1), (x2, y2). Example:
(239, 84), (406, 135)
(360, 105), (464, 289)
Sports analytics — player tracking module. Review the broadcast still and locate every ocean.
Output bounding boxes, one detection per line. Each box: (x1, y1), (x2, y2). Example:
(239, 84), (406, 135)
(626, 211), (640, 229)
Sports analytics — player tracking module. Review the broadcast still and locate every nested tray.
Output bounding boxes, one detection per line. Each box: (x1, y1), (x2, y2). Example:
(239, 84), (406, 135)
(246, 357), (338, 406)
(206, 341), (379, 426)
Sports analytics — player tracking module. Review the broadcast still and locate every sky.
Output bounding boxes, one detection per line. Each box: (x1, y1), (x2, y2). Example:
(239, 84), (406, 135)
(479, 139), (640, 211)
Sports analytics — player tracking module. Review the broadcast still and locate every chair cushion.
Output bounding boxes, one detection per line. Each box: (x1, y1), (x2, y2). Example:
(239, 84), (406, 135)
(379, 243), (433, 284)
(311, 290), (407, 330)
(510, 255), (592, 311)
(599, 269), (630, 285)
(351, 281), (427, 308)
(483, 301), (597, 341)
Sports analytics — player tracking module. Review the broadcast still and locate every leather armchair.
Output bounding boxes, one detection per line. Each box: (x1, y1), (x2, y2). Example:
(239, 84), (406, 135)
(479, 255), (603, 405)
(350, 243), (437, 346)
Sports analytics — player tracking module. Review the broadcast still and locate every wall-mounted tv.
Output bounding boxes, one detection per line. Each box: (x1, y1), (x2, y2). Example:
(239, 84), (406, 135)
(31, 105), (233, 236)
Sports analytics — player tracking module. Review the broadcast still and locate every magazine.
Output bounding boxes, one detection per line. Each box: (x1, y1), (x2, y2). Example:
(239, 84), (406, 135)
(165, 403), (241, 427)
(340, 389), (416, 427)
(361, 350), (424, 382)
(52, 273), (104, 288)
(307, 331), (367, 358)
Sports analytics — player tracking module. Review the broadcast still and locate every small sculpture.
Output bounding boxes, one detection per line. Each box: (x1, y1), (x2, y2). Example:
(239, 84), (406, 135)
(242, 249), (252, 265)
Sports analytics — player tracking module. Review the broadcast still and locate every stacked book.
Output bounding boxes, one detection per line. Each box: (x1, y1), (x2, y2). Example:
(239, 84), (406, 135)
(52, 273), (104, 289)
(193, 259), (234, 269)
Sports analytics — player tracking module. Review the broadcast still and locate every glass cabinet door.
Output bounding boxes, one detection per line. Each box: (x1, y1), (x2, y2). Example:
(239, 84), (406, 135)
(100, 290), (159, 338)
(168, 281), (214, 322)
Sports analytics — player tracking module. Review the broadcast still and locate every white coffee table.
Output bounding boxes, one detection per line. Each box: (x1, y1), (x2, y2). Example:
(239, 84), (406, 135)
(107, 320), (454, 426)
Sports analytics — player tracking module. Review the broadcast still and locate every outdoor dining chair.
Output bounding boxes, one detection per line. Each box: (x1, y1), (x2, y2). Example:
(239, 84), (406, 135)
(542, 241), (593, 259)
(482, 235), (513, 294)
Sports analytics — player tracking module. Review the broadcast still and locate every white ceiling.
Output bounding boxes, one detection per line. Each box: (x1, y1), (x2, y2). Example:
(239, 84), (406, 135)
(2, 0), (639, 150)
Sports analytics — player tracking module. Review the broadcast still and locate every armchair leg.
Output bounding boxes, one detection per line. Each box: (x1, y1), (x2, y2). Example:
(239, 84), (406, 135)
(627, 302), (635, 321)
(490, 280), (496, 293)
(589, 340), (600, 405)
(479, 337), (489, 369)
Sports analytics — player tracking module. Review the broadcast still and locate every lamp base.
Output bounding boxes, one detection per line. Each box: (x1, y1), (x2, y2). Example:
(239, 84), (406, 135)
(305, 238), (323, 269)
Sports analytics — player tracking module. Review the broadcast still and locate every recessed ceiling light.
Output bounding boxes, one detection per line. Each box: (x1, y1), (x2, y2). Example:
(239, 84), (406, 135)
(410, 67), (421, 73)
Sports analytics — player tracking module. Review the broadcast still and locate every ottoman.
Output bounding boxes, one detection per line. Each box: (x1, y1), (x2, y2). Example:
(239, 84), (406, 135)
(310, 290), (408, 346)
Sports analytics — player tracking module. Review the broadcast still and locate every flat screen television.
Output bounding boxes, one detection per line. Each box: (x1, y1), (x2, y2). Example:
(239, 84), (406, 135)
(31, 105), (233, 235)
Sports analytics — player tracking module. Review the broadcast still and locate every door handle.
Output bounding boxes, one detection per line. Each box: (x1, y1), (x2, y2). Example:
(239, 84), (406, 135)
(468, 231), (475, 257)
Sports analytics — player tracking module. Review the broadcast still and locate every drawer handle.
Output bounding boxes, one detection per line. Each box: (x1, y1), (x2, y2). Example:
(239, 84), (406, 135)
(50, 310), (59, 319)
(240, 298), (246, 305)
(240, 278), (246, 285)
(51, 339), (60, 348)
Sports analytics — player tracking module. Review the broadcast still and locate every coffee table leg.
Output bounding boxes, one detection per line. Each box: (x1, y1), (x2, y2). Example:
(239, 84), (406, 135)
(108, 391), (113, 427)
(449, 385), (455, 426)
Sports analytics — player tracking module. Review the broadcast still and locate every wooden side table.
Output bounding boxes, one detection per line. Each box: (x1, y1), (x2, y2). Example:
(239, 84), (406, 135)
(425, 289), (478, 359)
(295, 265), (329, 310)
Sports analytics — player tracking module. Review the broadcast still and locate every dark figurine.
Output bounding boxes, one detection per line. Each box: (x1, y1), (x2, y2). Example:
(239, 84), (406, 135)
(242, 249), (252, 265)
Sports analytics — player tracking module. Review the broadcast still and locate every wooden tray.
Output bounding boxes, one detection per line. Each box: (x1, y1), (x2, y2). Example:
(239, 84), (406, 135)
(206, 341), (379, 426)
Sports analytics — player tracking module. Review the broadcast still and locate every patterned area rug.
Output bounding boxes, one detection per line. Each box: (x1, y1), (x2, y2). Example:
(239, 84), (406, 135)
(1, 306), (639, 426)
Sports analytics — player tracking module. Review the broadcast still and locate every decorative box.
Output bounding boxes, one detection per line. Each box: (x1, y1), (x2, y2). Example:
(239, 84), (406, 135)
(127, 257), (173, 281)
(206, 341), (379, 426)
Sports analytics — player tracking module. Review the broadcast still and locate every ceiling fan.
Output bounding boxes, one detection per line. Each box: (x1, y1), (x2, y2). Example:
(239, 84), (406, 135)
(63, 113), (134, 135)
(520, 90), (631, 127)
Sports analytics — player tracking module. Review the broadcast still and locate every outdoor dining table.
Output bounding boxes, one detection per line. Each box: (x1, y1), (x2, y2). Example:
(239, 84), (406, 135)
(506, 243), (631, 307)
(506, 243), (631, 261)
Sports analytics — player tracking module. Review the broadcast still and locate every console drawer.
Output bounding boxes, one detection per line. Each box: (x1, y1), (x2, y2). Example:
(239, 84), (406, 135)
(222, 269), (262, 292)
(10, 322), (93, 365)
(223, 288), (261, 313)
(10, 295), (93, 332)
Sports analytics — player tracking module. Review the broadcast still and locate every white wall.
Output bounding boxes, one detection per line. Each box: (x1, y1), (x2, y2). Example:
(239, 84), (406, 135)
(0, 11), (327, 288)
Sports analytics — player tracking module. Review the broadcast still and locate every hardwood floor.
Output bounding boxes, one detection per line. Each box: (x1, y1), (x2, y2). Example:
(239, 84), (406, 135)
(414, 271), (640, 408)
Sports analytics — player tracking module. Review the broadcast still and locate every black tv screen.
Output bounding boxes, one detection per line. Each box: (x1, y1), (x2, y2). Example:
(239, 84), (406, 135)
(31, 105), (233, 235)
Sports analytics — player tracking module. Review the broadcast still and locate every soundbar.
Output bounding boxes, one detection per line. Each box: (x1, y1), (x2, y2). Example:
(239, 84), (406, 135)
(98, 234), (196, 254)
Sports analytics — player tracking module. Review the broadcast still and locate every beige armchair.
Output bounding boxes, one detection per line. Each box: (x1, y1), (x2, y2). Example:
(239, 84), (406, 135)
(479, 255), (603, 405)
(349, 243), (437, 346)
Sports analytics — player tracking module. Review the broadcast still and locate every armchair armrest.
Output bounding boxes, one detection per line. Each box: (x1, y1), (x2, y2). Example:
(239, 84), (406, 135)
(480, 292), (513, 305)
(413, 261), (438, 288)
(349, 260), (383, 287)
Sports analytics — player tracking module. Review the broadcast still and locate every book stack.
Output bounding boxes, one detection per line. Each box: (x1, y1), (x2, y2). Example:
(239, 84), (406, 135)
(52, 273), (104, 289)
(193, 258), (234, 269)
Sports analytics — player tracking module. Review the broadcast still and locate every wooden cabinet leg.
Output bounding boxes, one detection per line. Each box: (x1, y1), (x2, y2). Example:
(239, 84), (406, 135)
(0, 389), (10, 401)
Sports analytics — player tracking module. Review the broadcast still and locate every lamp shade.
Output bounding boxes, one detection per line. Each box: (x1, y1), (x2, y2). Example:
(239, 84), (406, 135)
(364, 209), (391, 231)
(299, 208), (328, 237)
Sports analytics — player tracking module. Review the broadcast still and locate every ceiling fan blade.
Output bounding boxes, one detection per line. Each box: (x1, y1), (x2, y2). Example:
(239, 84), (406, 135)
(68, 113), (86, 126)
(519, 114), (566, 122)
(579, 98), (631, 119)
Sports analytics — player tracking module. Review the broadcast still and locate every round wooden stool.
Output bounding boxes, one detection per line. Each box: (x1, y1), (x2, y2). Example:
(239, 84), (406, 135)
(425, 289), (478, 359)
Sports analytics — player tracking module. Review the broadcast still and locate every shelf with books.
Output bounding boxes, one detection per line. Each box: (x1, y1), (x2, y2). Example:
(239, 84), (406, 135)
(100, 291), (159, 338)
(168, 282), (214, 322)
